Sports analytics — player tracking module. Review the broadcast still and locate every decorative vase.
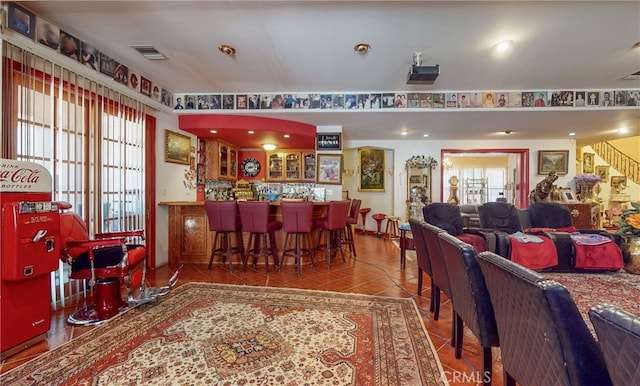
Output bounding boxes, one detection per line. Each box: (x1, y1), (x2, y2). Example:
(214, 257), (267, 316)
(577, 183), (595, 203)
(623, 235), (640, 275)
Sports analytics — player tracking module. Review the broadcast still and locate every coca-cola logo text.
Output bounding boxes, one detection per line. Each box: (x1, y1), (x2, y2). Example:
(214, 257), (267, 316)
(0, 168), (41, 184)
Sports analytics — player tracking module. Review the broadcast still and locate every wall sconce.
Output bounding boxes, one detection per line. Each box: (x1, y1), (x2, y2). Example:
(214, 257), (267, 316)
(343, 168), (355, 176)
(443, 158), (453, 170)
(262, 143), (276, 151)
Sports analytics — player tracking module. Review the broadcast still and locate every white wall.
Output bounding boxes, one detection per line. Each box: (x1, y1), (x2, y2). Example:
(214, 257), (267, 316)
(343, 138), (577, 229)
(154, 110), (196, 266)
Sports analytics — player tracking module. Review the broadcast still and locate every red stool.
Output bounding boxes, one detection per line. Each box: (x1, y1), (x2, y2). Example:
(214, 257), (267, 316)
(280, 201), (316, 276)
(238, 201), (282, 273)
(313, 200), (351, 268)
(342, 199), (361, 257)
(372, 213), (387, 238)
(205, 200), (244, 272)
(358, 208), (371, 234)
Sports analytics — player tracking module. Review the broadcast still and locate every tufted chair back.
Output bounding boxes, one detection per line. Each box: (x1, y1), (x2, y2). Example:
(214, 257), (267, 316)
(477, 251), (611, 386)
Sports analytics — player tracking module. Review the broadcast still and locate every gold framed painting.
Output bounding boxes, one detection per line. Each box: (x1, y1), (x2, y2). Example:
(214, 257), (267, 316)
(537, 150), (569, 175)
(165, 130), (191, 165)
(583, 153), (594, 173)
(358, 147), (386, 192)
(595, 165), (609, 181)
(316, 154), (343, 185)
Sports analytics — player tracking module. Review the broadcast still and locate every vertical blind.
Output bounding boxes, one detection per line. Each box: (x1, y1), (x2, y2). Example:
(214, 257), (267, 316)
(3, 41), (147, 235)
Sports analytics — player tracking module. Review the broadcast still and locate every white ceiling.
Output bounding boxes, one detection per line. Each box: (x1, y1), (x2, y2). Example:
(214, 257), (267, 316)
(22, 1), (640, 146)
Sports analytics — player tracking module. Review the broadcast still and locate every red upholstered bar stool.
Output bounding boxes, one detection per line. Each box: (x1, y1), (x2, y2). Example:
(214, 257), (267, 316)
(372, 213), (387, 238)
(342, 198), (361, 257)
(358, 207), (371, 234)
(238, 201), (282, 273)
(280, 201), (316, 276)
(204, 200), (244, 272)
(313, 200), (351, 268)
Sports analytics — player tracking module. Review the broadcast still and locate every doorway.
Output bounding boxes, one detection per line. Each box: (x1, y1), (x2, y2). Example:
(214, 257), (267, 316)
(441, 149), (530, 208)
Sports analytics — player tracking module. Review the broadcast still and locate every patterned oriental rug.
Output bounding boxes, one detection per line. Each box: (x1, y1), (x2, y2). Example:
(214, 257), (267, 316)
(1, 283), (447, 385)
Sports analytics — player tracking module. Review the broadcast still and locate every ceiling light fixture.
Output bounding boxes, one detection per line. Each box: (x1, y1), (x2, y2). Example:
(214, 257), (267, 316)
(495, 40), (513, 52)
(568, 132), (576, 136)
(618, 127), (629, 134)
(353, 43), (371, 53)
(248, 130), (255, 134)
(504, 130), (512, 135)
(400, 131), (408, 136)
(283, 134), (290, 138)
(423, 134), (429, 137)
(633, 41), (640, 49)
(218, 44), (236, 56)
(210, 130), (217, 134)
(263, 143), (276, 151)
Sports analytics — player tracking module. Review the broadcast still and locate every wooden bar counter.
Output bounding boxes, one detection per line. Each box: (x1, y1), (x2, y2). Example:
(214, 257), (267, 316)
(158, 201), (330, 264)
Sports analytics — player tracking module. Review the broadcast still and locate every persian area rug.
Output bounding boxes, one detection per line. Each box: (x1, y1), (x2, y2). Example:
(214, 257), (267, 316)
(1, 283), (447, 385)
(546, 271), (640, 334)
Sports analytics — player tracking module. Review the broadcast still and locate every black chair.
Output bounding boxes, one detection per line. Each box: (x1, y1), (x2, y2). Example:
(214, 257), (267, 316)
(408, 218), (434, 309)
(437, 232), (499, 385)
(589, 304), (640, 386)
(478, 202), (559, 270)
(421, 222), (457, 344)
(528, 201), (624, 271)
(477, 251), (611, 386)
(422, 202), (488, 253)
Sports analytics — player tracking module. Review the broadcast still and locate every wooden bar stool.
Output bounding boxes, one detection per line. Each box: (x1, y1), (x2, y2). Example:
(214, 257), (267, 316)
(342, 198), (361, 257)
(204, 200), (244, 272)
(372, 213), (387, 238)
(313, 200), (351, 268)
(238, 201), (282, 273)
(385, 215), (401, 239)
(280, 201), (316, 276)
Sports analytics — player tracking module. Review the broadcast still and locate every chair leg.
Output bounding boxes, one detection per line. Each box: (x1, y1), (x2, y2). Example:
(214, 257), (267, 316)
(222, 232), (233, 272)
(306, 233), (316, 270)
(295, 233), (302, 276)
(504, 371), (516, 386)
(281, 232), (291, 270)
(261, 234), (270, 274)
(337, 230), (346, 263)
(430, 282), (437, 313)
(269, 231), (279, 269)
(482, 347), (493, 386)
(209, 232), (220, 270)
(417, 268), (423, 296)
(243, 233), (254, 272)
(433, 288), (441, 320)
(454, 313), (463, 359)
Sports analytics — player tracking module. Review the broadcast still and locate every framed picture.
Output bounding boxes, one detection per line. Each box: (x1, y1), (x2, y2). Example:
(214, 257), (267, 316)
(140, 77), (152, 97)
(595, 165), (609, 181)
(537, 150), (569, 175)
(611, 176), (627, 189)
(316, 154), (342, 185)
(8, 3), (36, 40)
(359, 148), (386, 192)
(316, 133), (342, 150)
(561, 191), (578, 203)
(583, 153), (594, 173)
(165, 130), (191, 165)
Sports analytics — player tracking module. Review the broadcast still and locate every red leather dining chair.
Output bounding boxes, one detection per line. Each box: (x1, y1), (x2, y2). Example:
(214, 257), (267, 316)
(342, 198), (361, 257)
(204, 200), (244, 272)
(238, 201), (282, 273)
(313, 200), (351, 268)
(280, 201), (316, 276)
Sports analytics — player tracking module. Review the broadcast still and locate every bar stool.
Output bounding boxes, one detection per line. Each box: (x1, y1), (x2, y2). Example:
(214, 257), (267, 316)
(204, 200), (244, 272)
(358, 208), (371, 234)
(238, 201), (282, 273)
(342, 198), (361, 257)
(313, 200), (351, 268)
(372, 213), (386, 238)
(280, 201), (316, 276)
(385, 215), (400, 239)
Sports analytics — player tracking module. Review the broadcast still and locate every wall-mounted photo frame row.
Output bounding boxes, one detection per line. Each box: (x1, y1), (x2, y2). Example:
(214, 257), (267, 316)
(174, 89), (640, 111)
(6, 2), (173, 107)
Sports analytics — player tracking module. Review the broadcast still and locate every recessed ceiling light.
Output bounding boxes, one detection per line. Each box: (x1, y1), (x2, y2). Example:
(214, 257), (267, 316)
(210, 130), (217, 134)
(354, 43), (371, 53)
(568, 132), (576, 136)
(633, 41), (640, 49)
(495, 40), (513, 52)
(423, 134), (429, 137)
(400, 130), (408, 136)
(263, 143), (276, 151)
(504, 130), (513, 135)
(283, 134), (290, 138)
(218, 44), (236, 56)
(618, 127), (629, 134)
(248, 130), (255, 134)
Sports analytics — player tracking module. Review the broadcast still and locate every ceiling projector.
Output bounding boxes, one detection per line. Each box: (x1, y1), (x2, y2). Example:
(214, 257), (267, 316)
(407, 64), (440, 85)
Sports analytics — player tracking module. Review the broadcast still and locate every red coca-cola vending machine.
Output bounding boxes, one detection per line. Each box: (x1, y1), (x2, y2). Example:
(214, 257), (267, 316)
(1, 159), (60, 358)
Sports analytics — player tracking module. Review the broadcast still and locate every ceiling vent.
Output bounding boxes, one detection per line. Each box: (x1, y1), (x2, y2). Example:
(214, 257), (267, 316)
(623, 70), (640, 80)
(130, 45), (167, 60)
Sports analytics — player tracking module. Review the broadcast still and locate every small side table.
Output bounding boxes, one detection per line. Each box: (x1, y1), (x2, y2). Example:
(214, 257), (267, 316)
(399, 222), (415, 269)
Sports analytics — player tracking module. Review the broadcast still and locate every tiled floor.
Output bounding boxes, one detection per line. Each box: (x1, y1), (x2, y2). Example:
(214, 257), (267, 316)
(0, 233), (503, 385)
